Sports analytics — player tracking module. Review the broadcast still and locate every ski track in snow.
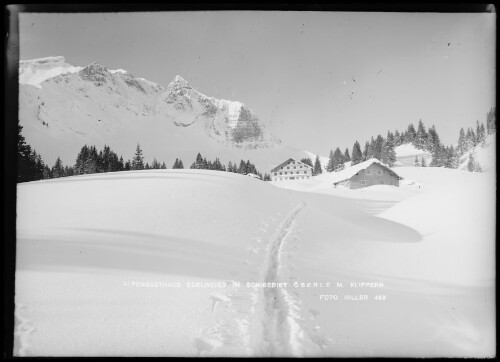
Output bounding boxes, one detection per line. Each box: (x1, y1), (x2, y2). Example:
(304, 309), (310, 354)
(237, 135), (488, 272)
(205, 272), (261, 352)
(260, 202), (308, 357)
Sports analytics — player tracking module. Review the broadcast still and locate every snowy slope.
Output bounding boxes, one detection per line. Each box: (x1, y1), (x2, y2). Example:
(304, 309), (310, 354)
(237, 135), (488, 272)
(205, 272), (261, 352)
(15, 168), (495, 357)
(19, 56), (83, 88)
(19, 57), (296, 171)
(458, 133), (496, 172)
(395, 143), (432, 166)
(303, 151), (330, 171)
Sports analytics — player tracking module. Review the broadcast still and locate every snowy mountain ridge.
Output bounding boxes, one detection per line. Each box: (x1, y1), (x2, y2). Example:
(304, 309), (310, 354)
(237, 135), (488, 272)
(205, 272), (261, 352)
(19, 56), (292, 169)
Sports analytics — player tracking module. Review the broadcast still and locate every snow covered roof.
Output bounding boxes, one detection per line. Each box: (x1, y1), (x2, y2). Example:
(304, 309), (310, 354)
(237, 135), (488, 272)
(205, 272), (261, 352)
(330, 158), (403, 185)
(270, 158), (313, 173)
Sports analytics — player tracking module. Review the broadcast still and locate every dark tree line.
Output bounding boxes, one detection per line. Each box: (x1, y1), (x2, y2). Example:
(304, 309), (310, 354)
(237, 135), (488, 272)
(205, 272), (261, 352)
(18, 127), (271, 183)
(17, 131), (174, 182)
(17, 124), (48, 182)
(189, 152), (271, 180)
(324, 111), (496, 174)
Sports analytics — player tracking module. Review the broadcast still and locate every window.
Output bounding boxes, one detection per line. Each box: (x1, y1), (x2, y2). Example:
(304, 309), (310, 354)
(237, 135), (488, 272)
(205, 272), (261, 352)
(365, 170), (371, 175)
(293, 166), (296, 169)
(279, 172), (282, 175)
(360, 180), (367, 186)
(303, 171), (307, 174)
(296, 171), (300, 174)
(274, 172), (277, 176)
(376, 170), (382, 176)
(287, 167), (290, 169)
(290, 177), (295, 180)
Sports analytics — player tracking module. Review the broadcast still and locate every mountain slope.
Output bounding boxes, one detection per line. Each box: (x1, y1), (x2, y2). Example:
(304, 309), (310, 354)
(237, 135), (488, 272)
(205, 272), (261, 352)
(458, 133), (496, 172)
(19, 57), (298, 171)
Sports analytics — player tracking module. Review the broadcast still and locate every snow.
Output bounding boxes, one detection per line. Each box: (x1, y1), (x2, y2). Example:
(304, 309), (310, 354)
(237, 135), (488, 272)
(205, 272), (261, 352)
(174, 75), (187, 83)
(19, 59), (282, 168)
(109, 69), (128, 74)
(216, 99), (243, 122)
(19, 63), (83, 89)
(395, 143), (428, 157)
(15, 167), (495, 357)
(324, 158), (397, 185)
(459, 133), (496, 172)
(303, 151), (329, 171)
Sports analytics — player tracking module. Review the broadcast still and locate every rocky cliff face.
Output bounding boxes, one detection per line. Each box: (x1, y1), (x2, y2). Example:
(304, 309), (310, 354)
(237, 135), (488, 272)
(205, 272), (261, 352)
(18, 57), (283, 167)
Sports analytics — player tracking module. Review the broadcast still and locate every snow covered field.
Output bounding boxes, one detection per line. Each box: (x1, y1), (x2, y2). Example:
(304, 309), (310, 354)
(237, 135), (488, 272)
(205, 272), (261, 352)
(15, 167), (495, 357)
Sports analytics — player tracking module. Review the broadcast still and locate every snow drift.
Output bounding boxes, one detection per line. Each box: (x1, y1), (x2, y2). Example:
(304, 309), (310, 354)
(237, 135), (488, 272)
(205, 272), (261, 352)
(15, 167), (495, 357)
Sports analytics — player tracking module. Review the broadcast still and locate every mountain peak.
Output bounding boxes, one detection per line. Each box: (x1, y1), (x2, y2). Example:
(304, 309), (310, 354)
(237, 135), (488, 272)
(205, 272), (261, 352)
(79, 62), (110, 85)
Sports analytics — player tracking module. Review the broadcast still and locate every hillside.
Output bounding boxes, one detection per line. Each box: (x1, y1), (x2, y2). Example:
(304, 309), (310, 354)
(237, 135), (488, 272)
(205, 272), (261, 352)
(458, 133), (496, 172)
(19, 57), (304, 171)
(15, 168), (495, 357)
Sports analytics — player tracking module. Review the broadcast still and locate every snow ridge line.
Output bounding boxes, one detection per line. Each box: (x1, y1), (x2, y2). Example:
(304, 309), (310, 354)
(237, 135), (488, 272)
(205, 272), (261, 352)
(260, 202), (306, 357)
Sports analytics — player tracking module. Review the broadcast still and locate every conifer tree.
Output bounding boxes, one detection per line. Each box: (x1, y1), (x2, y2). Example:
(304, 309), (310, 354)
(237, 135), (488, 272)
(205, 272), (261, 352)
(332, 148), (344, 171)
(414, 155), (420, 167)
(351, 141), (363, 165)
(486, 107), (496, 135)
(367, 137), (376, 159)
(343, 148), (351, 162)
(239, 160), (247, 174)
(131, 143), (144, 170)
(300, 157), (313, 168)
(177, 159), (184, 169)
(444, 145), (459, 169)
(313, 155), (322, 175)
(467, 153), (482, 172)
(421, 156), (427, 167)
(43, 165), (51, 179)
(406, 123), (417, 143)
(381, 137), (396, 167)
(326, 150), (335, 172)
(479, 123), (486, 145)
(51, 157), (64, 178)
(362, 141), (370, 161)
(394, 130), (402, 146)
(465, 127), (475, 150)
(427, 126), (444, 166)
(457, 128), (466, 156)
(64, 165), (74, 177)
(17, 124), (41, 182)
(161, 162), (167, 169)
(414, 119), (427, 150)
(373, 135), (384, 161)
(151, 158), (160, 169)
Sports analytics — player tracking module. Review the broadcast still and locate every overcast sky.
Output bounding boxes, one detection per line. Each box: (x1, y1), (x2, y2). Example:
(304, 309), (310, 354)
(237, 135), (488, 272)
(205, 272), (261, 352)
(19, 11), (495, 155)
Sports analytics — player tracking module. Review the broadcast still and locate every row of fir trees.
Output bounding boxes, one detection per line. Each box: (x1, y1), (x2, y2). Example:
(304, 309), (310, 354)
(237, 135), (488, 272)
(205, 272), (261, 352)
(17, 126), (271, 182)
(307, 107), (496, 176)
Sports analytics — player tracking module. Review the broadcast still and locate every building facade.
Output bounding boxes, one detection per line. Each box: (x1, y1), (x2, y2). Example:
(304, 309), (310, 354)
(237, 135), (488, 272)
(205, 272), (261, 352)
(333, 161), (401, 189)
(271, 158), (313, 181)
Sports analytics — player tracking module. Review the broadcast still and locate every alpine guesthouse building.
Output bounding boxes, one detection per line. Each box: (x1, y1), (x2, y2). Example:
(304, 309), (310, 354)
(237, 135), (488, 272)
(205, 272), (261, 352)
(271, 158), (313, 181)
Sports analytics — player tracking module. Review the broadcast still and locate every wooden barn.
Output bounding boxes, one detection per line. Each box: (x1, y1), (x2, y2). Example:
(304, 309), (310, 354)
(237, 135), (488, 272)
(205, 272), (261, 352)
(331, 159), (402, 189)
(270, 158), (313, 181)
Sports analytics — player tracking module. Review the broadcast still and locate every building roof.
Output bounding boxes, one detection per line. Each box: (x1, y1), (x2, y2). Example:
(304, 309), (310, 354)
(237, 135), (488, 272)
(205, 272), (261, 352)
(331, 158), (403, 185)
(270, 158), (313, 173)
